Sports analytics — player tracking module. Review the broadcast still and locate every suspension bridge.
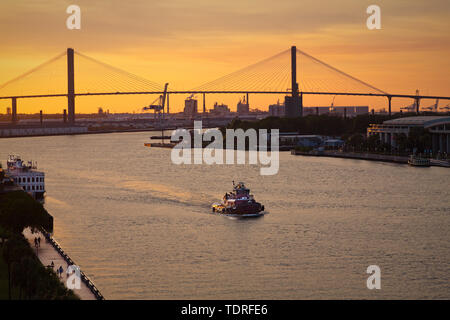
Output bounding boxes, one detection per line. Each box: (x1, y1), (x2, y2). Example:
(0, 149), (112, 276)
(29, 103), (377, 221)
(1, 46), (449, 124)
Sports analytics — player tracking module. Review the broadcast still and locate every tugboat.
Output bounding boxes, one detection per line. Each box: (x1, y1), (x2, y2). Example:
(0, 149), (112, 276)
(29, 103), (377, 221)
(211, 181), (265, 218)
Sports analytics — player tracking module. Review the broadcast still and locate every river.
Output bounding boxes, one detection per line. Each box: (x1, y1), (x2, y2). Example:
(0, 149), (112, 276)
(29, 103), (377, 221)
(1, 132), (449, 299)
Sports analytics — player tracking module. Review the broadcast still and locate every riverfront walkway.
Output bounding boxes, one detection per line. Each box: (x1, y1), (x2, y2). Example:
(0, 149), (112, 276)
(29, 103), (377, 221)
(291, 149), (409, 164)
(23, 228), (97, 300)
(291, 150), (450, 167)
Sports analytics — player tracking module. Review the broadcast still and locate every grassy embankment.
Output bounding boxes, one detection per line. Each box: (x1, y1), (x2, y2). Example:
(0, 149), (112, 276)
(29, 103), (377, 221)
(0, 191), (78, 300)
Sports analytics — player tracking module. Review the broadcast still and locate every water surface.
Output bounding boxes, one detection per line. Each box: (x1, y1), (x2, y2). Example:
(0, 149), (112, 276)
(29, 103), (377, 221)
(1, 132), (449, 299)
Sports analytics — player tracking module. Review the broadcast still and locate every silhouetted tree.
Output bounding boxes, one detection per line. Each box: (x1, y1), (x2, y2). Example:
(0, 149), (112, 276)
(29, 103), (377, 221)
(2, 239), (14, 299)
(367, 134), (381, 152)
(394, 133), (408, 153)
(347, 134), (365, 151)
(0, 191), (53, 234)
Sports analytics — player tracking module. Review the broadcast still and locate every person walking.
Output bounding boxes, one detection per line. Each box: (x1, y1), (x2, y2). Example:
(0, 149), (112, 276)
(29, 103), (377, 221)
(58, 266), (64, 278)
(37, 236), (41, 248)
(34, 237), (39, 256)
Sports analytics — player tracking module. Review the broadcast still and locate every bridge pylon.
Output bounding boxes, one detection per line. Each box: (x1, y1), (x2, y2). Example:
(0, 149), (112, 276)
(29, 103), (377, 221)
(387, 95), (392, 117)
(11, 97), (17, 123)
(285, 46), (302, 117)
(67, 48), (75, 124)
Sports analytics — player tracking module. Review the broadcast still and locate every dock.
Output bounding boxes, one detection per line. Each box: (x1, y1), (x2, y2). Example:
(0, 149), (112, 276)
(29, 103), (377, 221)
(144, 142), (176, 148)
(23, 228), (104, 300)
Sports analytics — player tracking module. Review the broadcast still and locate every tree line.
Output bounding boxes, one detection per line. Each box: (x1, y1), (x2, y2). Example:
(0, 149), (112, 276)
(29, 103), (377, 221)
(225, 112), (446, 155)
(226, 113), (395, 136)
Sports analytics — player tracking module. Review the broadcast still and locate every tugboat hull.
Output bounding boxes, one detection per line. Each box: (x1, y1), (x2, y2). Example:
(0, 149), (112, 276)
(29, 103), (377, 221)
(217, 213), (264, 218)
(211, 203), (265, 218)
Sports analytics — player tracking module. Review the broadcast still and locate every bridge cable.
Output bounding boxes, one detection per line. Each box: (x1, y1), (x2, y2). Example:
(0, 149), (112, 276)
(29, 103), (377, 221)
(0, 51), (66, 92)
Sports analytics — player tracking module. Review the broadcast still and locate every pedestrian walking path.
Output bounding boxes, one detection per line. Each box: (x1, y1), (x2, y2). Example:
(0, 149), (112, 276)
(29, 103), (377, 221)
(23, 228), (98, 300)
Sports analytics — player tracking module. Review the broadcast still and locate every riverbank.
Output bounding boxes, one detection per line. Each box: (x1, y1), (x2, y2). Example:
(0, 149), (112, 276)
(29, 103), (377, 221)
(22, 228), (101, 300)
(291, 149), (450, 167)
(0, 252), (19, 299)
(0, 121), (221, 139)
(0, 126), (168, 139)
(0, 191), (102, 299)
(291, 149), (408, 164)
(0, 235), (77, 300)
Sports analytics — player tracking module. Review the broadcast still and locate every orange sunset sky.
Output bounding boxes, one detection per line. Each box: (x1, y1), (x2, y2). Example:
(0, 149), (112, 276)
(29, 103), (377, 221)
(0, 0), (449, 114)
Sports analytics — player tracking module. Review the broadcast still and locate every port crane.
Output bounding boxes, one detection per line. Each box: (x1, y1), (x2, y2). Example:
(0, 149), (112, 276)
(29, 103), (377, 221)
(400, 89), (422, 112)
(142, 83), (169, 124)
(400, 103), (416, 112)
(440, 104), (450, 111)
(142, 83), (169, 144)
(329, 96), (336, 112)
(423, 99), (439, 112)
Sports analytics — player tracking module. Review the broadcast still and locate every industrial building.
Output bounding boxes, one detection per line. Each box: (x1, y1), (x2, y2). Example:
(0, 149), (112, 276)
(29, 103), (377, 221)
(210, 103), (230, 116)
(268, 103), (368, 118)
(184, 96), (198, 117)
(236, 98), (249, 115)
(0, 125), (88, 137)
(284, 95), (302, 118)
(367, 116), (450, 153)
(303, 106), (369, 117)
(268, 101), (285, 117)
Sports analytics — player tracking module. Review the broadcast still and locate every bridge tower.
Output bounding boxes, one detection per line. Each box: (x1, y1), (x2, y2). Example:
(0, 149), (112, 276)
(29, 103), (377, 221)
(67, 48), (75, 124)
(285, 45), (302, 117)
(291, 46), (298, 100)
(11, 97), (17, 123)
(415, 89), (420, 114)
(388, 96), (392, 117)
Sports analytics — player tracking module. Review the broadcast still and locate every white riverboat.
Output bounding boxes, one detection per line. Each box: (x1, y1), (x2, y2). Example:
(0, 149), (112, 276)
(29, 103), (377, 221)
(408, 155), (431, 167)
(6, 155), (45, 199)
